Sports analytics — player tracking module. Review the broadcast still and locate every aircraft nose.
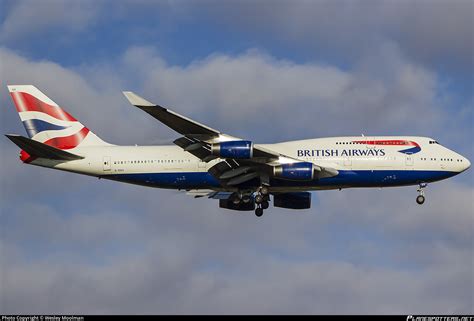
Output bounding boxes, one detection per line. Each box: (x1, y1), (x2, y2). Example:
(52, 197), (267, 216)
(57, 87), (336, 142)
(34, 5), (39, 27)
(463, 157), (471, 171)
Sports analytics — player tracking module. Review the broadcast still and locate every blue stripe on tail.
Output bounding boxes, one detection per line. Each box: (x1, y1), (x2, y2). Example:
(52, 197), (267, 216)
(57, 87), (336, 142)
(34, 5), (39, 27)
(22, 119), (68, 138)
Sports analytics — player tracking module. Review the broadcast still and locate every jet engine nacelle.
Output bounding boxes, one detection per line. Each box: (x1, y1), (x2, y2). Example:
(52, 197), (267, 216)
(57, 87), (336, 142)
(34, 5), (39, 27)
(273, 162), (315, 181)
(274, 192), (311, 209)
(211, 140), (253, 159)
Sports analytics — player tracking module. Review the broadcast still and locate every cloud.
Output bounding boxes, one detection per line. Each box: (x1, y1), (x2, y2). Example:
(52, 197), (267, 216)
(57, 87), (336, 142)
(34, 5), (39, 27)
(199, 0), (474, 72)
(2, 243), (472, 314)
(121, 44), (441, 142)
(0, 46), (472, 314)
(0, 0), (101, 42)
(1, 42), (444, 143)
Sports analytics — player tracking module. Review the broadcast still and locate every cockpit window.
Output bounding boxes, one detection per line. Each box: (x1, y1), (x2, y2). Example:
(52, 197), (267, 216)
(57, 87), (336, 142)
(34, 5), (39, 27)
(429, 140), (440, 144)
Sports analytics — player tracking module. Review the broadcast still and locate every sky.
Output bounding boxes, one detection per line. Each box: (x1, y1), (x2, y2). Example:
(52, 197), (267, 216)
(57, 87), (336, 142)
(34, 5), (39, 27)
(0, 0), (473, 314)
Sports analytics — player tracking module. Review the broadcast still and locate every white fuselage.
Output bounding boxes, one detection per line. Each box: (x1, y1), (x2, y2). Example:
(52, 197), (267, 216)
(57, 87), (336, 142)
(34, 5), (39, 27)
(27, 136), (470, 192)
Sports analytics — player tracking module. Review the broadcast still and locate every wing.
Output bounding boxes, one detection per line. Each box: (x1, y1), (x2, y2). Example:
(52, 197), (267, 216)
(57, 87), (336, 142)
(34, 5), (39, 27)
(123, 91), (338, 186)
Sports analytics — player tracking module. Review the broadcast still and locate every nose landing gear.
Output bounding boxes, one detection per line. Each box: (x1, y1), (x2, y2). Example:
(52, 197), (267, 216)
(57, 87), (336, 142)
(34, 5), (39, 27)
(416, 195), (425, 205)
(416, 183), (427, 205)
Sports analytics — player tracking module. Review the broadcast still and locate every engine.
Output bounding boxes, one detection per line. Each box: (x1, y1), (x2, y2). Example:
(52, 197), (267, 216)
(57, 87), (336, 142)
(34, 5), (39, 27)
(273, 162), (315, 181)
(274, 192), (311, 209)
(211, 140), (253, 159)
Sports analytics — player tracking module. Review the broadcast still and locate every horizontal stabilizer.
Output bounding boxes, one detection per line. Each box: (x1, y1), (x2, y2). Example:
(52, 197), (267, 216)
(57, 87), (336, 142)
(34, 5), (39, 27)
(5, 134), (84, 161)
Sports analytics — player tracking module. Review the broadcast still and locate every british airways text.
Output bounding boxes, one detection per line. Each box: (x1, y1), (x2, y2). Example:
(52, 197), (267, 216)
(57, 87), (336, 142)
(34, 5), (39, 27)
(297, 149), (386, 157)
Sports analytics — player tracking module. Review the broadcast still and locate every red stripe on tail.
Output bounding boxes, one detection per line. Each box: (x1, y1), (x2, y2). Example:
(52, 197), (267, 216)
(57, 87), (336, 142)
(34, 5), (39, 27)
(10, 92), (77, 122)
(43, 127), (90, 150)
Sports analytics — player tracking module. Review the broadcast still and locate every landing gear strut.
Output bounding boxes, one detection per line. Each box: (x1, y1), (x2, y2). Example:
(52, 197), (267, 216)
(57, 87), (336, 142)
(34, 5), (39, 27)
(254, 185), (270, 217)
(416, 183), (427, 205)
(255, 194), (264, 204)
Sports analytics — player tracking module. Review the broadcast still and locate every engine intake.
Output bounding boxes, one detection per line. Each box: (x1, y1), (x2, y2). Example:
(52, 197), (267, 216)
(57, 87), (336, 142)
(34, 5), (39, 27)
(273, 162), (315, 181)
(211, 140), (253, 159)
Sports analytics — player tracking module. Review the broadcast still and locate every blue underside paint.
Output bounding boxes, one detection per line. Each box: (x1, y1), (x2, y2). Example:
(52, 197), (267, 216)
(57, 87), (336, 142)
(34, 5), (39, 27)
(102, 170), (458, 189)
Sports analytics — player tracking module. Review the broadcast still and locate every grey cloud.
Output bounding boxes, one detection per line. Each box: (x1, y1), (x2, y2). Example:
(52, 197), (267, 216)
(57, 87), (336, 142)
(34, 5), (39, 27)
(2, 249), (472, 314)
(2, 187), (472, 314)
(199, 0), (473, 72)
(0, 0), (101, 42)
(317, 181), (474, 246)
(0, 47), (167, 146)
(122, 44), (441, 142)
(1, 175), (472, 313)
(1, 43), (443, 144)
(2, 0), (471, 74)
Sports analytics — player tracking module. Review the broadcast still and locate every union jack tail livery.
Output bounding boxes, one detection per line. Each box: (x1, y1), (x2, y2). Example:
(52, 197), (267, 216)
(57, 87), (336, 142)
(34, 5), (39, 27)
(8, 85), (108, 150)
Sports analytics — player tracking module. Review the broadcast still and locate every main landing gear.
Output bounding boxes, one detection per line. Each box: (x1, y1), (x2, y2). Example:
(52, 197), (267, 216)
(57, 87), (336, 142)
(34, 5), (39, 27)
(254, 185), (270, 217)
(416, 183), (427, 205)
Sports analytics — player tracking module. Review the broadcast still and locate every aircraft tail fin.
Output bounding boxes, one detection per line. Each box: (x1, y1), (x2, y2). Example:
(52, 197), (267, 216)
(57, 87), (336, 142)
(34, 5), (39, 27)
(7, 85), (110, 150)
(5, 134), (84, 163)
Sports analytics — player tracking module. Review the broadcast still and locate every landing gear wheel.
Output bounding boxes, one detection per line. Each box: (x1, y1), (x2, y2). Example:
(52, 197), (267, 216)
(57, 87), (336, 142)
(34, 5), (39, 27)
(416, 195), (425, 205)
(231, 193), (241, 205)
(242, 195), (251, 203)
(261, 201), (269, 210)
(260, 186), (269, 196)
(255, 207), (264, 217)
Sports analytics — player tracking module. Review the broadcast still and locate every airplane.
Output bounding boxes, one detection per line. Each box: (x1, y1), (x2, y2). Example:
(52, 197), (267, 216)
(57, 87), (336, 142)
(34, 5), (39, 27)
(5, 85), (471, 217)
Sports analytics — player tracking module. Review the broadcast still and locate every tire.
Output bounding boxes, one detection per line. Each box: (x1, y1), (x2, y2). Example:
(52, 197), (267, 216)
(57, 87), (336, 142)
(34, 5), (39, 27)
(261, 201), (269, 209)
(255, 194), (264, 204)
(255, 207), (264, 217)
(416, 195), (425, 205)
(231, 193), (241, 205)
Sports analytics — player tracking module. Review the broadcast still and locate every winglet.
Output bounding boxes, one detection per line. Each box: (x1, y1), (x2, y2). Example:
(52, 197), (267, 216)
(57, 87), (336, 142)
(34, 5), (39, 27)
(122, 91), (156, 107)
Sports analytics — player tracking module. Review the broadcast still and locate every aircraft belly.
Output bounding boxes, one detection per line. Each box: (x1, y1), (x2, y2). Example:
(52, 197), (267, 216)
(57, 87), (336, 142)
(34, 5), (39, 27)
(102, 171), (221, 189)
(100, 169), (458, 190)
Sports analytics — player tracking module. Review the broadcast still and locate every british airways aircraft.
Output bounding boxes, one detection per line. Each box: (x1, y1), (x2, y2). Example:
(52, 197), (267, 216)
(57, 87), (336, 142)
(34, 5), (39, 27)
(6, 85), (470, 217)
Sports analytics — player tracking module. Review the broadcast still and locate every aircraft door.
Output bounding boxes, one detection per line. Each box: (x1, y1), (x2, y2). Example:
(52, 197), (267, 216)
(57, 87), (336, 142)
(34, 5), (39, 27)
(103, 156), (111, 171)
(198, 160), (206, 169)
(405, 154), (414, 167)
